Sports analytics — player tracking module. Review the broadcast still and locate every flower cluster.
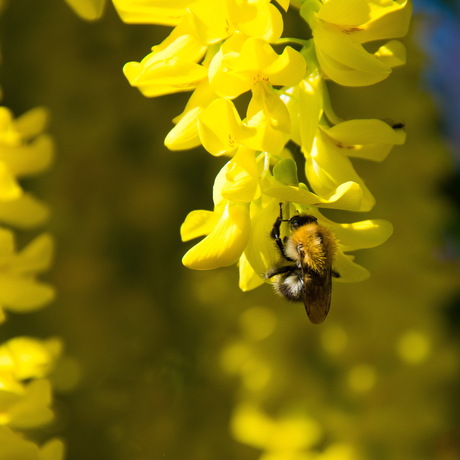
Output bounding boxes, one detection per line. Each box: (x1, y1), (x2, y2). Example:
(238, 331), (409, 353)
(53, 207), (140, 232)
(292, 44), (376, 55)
(0, 106), (63, 457)
(0, 25), (62, 457)
(108, 0), (411, 291)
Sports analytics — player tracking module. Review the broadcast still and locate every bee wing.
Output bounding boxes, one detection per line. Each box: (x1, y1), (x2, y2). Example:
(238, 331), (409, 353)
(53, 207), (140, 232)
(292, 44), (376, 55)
(302, 266), (332, 324)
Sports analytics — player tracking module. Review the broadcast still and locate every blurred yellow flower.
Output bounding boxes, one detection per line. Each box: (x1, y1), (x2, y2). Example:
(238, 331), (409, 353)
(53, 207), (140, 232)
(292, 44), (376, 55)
(0, 426), (64, 460)
(0, 230), (54, 322)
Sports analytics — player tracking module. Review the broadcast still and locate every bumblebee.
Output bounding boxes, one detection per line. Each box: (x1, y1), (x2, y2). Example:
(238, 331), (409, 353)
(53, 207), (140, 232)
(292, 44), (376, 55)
(265, 204), (340, 324)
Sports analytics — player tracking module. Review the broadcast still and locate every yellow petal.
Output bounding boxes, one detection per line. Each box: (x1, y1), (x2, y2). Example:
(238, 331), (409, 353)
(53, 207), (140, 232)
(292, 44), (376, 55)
(305, 135), (375, 211)
(165, 107), (202, 150)
(238, 2), (283, 42)
(334, 252), (370, 282)
(182, 202), (250, 270)
(243, 199), (280, 276)
(222, 147), (260, 202)
(315, 27), (391, 86)
(13, 107), (49, 140)
(0, 135), (54, 176)
(166, 82), (219, 150)
(242, 84), (290, 154)
(64, 0), (106, 20)
(264, 46), (307, 87)
(0, 275), (55, 312)
(238, 253), (264, 292)
(322, 118), (406, 161)
(39, 439), (65, 460)
(0, 163), (22, 201)
(180, 210), (218, 241)
(12, 233), (54, 275)
(374, 40), (406, 68)
(332, 219), (393, 251)
(0, 194), (49, 228)
(198, 98), (243, 156)
(124, 33), (207, 97)
(112, 0), (191, 25)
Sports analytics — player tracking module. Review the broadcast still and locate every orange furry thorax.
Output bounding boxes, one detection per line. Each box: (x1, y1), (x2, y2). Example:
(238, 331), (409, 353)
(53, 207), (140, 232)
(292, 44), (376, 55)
(285, 223), (337, 275)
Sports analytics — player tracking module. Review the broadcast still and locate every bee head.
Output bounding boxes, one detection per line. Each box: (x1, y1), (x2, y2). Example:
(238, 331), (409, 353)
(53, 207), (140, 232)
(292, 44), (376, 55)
(289, 214), (317, 230)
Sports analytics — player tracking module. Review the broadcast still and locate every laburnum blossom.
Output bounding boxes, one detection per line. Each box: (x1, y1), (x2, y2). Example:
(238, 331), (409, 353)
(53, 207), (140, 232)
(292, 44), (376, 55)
(0, 427), (64, 460)
(115, 0), (411, 293)
(230, 401), (363, 459)
(0, 229), (54, 323)
(0, 107), (53, 228)
(0, 337), (61, 429)
(301, 0), (412, 86)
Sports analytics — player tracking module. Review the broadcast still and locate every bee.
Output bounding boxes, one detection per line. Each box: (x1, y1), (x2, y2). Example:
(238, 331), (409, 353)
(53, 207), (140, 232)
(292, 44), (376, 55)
(265, 203), (340, 324)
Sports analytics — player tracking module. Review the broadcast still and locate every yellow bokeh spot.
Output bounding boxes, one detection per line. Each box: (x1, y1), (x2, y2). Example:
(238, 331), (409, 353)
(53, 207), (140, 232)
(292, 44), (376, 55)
(320, 325), (348, 355)
(397, 330), (431, 365)
(347, 364), (376, 392)
(239, 306), (277, 341)
(220, 341), (251, 374)
(241, 360), (272, 392)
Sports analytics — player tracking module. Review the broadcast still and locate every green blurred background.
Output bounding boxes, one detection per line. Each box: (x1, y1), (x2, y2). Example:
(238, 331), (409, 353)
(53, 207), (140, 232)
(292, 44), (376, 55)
(1, 1), (459, 459)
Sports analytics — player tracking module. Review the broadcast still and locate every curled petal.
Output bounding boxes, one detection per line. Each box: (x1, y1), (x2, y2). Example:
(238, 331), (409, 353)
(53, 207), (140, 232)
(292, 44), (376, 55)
(238, 252), (264, 292)
(305, 136), (375, 211)
(322, 119), (406, 161)
(332, 219), (393, 251)
(262, 170), (365, 211)
(374, 39), (406, 68)
(165, 107), (202, 150)
(222, 147), (260, 202)
(180, 210), (218, 241)
(243, 199), (280, 276)
(124, 34), (207, 97)
(334, 252), (370, 283)
(166, 82), (219, 150)
(182, 202), (250, 270)
(314, 28), (392, 86)
(0, 275), (55, 313)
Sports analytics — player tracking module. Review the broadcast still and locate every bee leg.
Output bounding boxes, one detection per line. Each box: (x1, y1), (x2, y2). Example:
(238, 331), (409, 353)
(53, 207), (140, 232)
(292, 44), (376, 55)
(265, 264), (296, 279)
(270, 203), (294, 261)
(332, 270), (340, 278)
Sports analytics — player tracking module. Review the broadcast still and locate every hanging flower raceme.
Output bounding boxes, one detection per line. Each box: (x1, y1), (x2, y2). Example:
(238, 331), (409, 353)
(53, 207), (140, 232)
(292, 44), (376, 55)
(115, 0), (411, 298)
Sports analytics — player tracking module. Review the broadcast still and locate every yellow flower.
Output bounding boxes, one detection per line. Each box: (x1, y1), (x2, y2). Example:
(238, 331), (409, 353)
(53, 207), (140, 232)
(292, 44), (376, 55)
(116, 0), (283, 41)
(0, 337), (62, 381)
(0, 426), (64, 460)
(181, 200), (251, 270)
(0, 379), (54, 429)
(209, 33), (306, 99)
(197, 89), (290, 156)
(0, 230), (54, 322)
(0, 107), (53, 228)
(302, 0), (412, 86)
(283, 75), (406, 211)
(165, 81), (219, 151)
(231, 402), (322, 452)
(124, 31), (208, 97)
(187, 0), (284, 44)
